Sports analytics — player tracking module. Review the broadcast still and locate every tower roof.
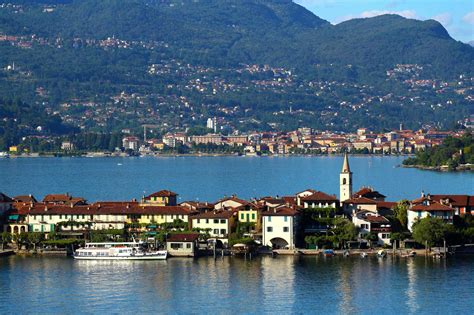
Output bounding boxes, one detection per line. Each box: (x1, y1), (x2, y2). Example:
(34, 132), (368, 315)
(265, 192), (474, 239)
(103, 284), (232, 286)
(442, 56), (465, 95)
(341, 153), (351, 173)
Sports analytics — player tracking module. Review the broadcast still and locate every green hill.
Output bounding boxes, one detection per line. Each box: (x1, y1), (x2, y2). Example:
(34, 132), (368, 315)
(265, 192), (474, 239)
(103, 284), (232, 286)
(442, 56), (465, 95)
(0, 0), (472, 135)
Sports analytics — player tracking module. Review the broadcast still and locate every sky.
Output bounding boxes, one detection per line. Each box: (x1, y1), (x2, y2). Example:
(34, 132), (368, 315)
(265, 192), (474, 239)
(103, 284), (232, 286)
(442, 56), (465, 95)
(294, 0), (474, 43)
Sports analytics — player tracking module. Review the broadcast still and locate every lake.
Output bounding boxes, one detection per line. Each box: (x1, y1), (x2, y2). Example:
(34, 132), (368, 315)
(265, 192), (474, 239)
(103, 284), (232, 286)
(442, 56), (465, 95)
(1, 255), (473, 314)
(0, 156), (472, 202)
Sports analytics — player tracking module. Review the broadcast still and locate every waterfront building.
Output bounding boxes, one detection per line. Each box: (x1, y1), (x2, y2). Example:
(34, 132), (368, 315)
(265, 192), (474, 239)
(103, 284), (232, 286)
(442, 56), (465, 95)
(190, 134), (223, 145)
(339, 153), (353, 204)
(352, 211), (392, 246)
(166, 233), (200, 257)
(407, 195), (455, 231)
(122, 136), (140, 151)
(190, 210), (236, 245)
(262, 207), (299, 249)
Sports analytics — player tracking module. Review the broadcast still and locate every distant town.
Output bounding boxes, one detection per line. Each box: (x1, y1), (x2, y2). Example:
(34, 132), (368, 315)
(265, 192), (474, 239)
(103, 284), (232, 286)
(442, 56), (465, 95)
(3, 124), (470, 158)
(1, 155), (473, 258)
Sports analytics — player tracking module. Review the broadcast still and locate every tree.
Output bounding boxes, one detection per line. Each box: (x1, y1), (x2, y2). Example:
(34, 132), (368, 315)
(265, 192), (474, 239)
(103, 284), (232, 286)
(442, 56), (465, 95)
(331, 218), (357, 249)
(366, 232), (379, 248)
(412, 217), (449, 248)
(27, 232), (44, 251)
(1, 232), (11, 250)
(393, 200), (409, 230)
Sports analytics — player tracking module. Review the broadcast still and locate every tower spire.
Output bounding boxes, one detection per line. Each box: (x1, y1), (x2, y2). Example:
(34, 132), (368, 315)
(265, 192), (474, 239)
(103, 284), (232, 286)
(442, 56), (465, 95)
(341, 152), (351, 173)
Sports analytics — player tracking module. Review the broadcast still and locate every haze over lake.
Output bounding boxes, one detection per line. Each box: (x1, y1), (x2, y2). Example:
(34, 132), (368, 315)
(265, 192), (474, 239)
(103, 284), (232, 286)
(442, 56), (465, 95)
(0, 156), (471, 202)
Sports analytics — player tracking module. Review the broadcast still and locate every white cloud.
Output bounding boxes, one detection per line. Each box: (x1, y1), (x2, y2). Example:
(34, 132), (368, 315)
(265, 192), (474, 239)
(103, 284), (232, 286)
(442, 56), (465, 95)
(432, 13), (452, 27)
(335, 10), (417, 24)
(462, 12), (474, 25)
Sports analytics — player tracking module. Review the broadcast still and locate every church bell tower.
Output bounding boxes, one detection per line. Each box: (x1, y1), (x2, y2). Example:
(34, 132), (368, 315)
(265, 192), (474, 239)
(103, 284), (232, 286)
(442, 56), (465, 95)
(340, 153), (352, 203)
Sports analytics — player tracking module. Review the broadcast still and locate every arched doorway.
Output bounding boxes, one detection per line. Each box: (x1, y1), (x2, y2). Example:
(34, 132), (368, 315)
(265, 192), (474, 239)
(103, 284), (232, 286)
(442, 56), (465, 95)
(269, 237), (289, 249)
(20, 226), (26, 233)
(13, 226), (19, 234)
(7, 226), (12, 233)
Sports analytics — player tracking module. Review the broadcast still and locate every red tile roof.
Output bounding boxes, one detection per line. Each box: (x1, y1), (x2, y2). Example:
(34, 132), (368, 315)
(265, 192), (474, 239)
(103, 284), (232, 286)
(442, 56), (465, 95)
(410, 202), (454, 212)
(301, 191), (337, 202)
(343, 197), (378, 205)
(16, 203), (196, 216)
(192, 210), (235, 219)
(166, 233), (200, 242)
(13, 195), (37, 203)
(261, 207), (298, 217)
(145, 190), (177, 198)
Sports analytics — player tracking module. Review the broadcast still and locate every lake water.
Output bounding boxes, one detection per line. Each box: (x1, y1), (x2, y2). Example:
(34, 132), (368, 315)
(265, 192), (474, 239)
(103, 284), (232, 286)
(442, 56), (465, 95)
(0, 156), (472, 202)
(1, 255), (473, 314)
(0, 157), (473, 314)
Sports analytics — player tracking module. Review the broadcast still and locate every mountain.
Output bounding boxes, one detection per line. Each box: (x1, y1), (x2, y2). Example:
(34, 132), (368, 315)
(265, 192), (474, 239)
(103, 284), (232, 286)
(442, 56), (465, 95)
(0, 0), (472, 140)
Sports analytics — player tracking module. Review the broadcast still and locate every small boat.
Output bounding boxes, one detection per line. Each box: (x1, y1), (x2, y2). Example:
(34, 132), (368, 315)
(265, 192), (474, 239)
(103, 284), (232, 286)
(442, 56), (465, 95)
(323, 249), (335, 257)
(377, 249), (387, 258)
(360, 252), (368, 258)
(401, 251), (416, 258)
(74, 241), (167, 260)
(343, 250), (350, 257)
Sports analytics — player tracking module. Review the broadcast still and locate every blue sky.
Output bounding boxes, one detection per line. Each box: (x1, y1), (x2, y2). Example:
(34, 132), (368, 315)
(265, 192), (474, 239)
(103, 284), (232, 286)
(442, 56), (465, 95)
(294, 0), (474, 43)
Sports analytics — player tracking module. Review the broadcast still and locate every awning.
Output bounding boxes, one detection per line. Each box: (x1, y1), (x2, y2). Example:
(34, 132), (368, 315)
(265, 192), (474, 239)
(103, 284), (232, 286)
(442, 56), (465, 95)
(8, 215), (19, 220)
(147, 232), (157, 236)
(147, 225), (157, 229)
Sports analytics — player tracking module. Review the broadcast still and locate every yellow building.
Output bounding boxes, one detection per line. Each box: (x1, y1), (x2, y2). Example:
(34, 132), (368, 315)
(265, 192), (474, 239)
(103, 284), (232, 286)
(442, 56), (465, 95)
(9, 146), (18, 153)
(142, 190), (178, 206)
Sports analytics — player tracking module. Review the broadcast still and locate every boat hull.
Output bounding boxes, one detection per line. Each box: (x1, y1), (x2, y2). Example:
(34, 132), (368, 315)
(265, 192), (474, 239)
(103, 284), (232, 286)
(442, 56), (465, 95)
(74, 254), (167, 260)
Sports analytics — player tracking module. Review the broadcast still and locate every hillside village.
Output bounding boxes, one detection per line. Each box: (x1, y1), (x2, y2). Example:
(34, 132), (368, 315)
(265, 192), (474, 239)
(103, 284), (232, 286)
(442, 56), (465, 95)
(1, 154), (473, 256)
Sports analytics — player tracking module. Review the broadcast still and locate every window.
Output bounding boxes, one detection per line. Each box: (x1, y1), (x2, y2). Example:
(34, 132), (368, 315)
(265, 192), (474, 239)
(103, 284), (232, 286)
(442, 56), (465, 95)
(268, 216), (272, 222)
(59, 215), (62, 220)
(197, 219), (200, 224)
(252, 213), (255, 220)
(82, 215), (85, 219)
(343, 178), (347, 185)
(206, 219), (209, 224)
(361, 224), (369, 229)
(213, 229), (219, 235)
(283, 227), (289, 232)
(171, 243), (183, 250)
(49, 215), (52, 220)
(220, 229), (226, 235)
(241, 213), (244, 220)
(284, 216), (288, 222)
(186, 243), (192, 249)
(267, 227), (273, 232)
(220, 219), (225, 224)
(214, 219), (219, 224)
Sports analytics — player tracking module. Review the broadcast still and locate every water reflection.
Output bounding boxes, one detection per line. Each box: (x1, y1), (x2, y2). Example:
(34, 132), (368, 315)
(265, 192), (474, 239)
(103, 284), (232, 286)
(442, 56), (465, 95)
(1, 256), (474, 314)
(406, 259), (419, 314)
(261, 256), (295, 313)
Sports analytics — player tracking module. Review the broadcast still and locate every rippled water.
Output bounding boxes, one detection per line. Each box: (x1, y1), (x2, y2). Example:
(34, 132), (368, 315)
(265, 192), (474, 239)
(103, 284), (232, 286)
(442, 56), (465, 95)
(1, 255), (473, 314)
(0, 156), (472, 201)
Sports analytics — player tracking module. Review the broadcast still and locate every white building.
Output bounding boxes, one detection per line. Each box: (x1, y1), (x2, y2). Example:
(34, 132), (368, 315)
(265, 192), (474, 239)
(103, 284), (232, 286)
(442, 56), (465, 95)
(352, 211), (391, 246)
(207, 117), (217, 133)
(407, 197), (455, 232)
(122, 137), (140, 151)
(262, 207), (299, 249)
(190, 210), (235, 245)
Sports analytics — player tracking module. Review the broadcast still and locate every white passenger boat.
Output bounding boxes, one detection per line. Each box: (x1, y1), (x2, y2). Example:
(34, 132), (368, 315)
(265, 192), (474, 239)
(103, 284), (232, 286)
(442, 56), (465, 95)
(74, 241), (167, 260)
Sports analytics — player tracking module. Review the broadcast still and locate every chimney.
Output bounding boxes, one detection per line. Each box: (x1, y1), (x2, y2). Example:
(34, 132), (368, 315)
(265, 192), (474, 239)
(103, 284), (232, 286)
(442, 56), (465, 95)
(273, 208), (276, 213)
(421, 191), (425, 198)
(44, 206), (48, 212)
